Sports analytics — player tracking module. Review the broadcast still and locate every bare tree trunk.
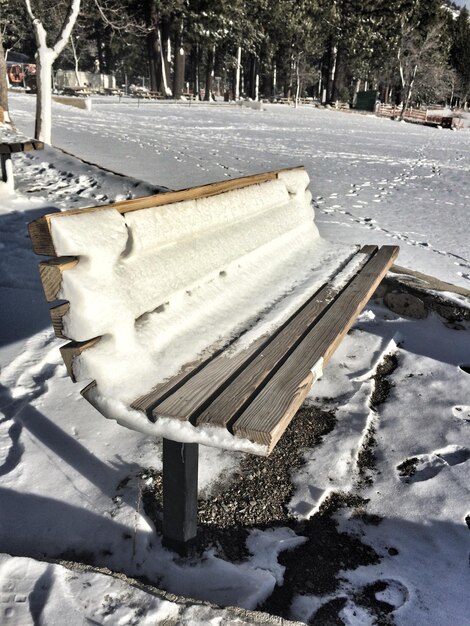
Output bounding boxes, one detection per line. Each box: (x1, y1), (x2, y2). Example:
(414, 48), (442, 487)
(204, 45), (215, 101)
(147, 32), (158, 91)
(294, 57), (301, 107)
(173, 23), (185, 99)
(248, 54), (257, 99)
(235, 46), (241, 100)
(326, 38), (337, 102)
(158, 17), (171, 96)
(70, 37), (81, 86)
(143, 0), (159, 91)
(0, 29), (9, 116)
(24, 0), (81, 143)
(35, 55), (53, 140)
(399, 63), (418, 121)
(331, 45), (343, 103)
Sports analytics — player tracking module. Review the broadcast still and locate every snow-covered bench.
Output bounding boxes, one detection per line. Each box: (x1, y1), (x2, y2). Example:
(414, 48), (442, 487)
(28, 167), (398, 552)
(0, 132), (44, 192)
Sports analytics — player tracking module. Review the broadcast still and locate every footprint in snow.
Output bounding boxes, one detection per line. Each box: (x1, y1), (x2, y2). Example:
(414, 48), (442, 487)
(396, 445), (470, 483)
(452, 406), (470, 422)
(362, 578), (410, 611)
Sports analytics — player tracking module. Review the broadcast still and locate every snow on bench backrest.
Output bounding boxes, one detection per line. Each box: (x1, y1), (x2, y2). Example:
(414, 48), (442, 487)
(30, 167), (351, 410)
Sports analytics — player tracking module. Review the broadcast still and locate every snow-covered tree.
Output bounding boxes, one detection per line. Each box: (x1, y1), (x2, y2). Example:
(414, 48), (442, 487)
(24, 0), (81, 143)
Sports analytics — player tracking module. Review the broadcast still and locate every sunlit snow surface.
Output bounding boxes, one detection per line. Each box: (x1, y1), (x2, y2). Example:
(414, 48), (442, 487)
(10, 93), (470, 290)
(0, 95), (469, 625)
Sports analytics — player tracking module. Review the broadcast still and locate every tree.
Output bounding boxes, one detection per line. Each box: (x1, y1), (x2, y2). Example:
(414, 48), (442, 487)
(396, 1), (447, 118)
(24, 0), (81, 143)
(0, 28), (8, 116)
(450, 7), (470, 106)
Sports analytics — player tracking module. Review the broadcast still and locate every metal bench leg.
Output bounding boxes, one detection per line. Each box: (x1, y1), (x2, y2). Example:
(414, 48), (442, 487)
(162, 438), (199, 554)
(1, 153), (14, 192)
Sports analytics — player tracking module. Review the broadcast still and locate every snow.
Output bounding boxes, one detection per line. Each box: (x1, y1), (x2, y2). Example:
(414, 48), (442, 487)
(1, 94), (470, 624)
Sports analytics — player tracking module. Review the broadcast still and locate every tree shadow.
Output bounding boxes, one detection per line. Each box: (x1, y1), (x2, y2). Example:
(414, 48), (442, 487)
(0, 376), (148, 573)
(0, 379), (142, 498)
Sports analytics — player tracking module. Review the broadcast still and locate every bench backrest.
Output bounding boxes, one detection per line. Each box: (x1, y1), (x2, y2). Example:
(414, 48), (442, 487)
(29, 167), (323, 403)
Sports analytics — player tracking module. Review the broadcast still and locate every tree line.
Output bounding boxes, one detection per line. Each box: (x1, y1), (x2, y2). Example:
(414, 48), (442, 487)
(1, 1), (470, 137)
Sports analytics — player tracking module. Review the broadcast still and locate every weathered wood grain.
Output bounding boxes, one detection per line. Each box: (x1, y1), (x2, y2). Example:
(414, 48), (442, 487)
(60, 338), (100, 381)
(151, 247), (375, 425)
(151, 334), (269, 422)
(131, 352), (222, 416)
(49, 302), (71, 338)
(28, 167), (303, 256)
(39, 257), (78, 301)
(232, 245), (399, 451)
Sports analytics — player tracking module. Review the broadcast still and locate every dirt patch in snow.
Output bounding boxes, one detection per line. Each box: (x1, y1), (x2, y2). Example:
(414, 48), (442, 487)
(139, 406), (390, 623)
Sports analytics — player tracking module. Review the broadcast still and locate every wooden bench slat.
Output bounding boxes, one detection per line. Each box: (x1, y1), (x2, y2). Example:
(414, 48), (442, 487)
(194, 252), (377, 430)
(151, 247), (376, 425)
(50, 302), (70, 338)
(231, 245), (399, 451)
(131, 352), (223, 415)
(60, 338), (100, 380)
(39, 257), (78, 301)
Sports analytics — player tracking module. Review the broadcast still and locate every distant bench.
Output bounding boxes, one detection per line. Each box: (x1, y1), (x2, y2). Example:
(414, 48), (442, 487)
(29, 167), (398, 552)
(1, 132), (44, 191)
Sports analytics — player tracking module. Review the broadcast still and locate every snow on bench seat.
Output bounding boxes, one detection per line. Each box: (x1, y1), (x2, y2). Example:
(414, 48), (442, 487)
(29, 168), (398, 456)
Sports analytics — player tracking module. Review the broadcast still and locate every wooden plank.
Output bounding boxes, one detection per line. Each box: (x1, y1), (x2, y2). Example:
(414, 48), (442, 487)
(231, 245), (399, 452)
(60, 338), (100, 381)
(27, 166), (304, 256)
(50, 302), (70, 338)
(131, 350), (226, 416)
(151, 334), (269, 422)
(152, 248), (373, 425)
(39, 257), (78, 301)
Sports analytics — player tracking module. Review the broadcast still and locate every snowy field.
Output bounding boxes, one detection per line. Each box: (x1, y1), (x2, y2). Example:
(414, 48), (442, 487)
(0, 93), (470, 625)
(9, 93), (470, 290)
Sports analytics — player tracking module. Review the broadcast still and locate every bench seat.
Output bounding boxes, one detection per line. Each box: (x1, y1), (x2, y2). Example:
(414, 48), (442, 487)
(127, 244), (397, 454)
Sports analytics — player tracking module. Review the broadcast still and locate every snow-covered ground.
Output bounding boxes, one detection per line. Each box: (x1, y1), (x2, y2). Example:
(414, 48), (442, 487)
(9, 93), (470, 290)
(1, 94), (469, 625)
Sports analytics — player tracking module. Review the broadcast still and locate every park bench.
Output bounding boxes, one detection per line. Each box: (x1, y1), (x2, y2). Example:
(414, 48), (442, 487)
(0, 128), (44, 192)
(28, 167), (398, 552)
